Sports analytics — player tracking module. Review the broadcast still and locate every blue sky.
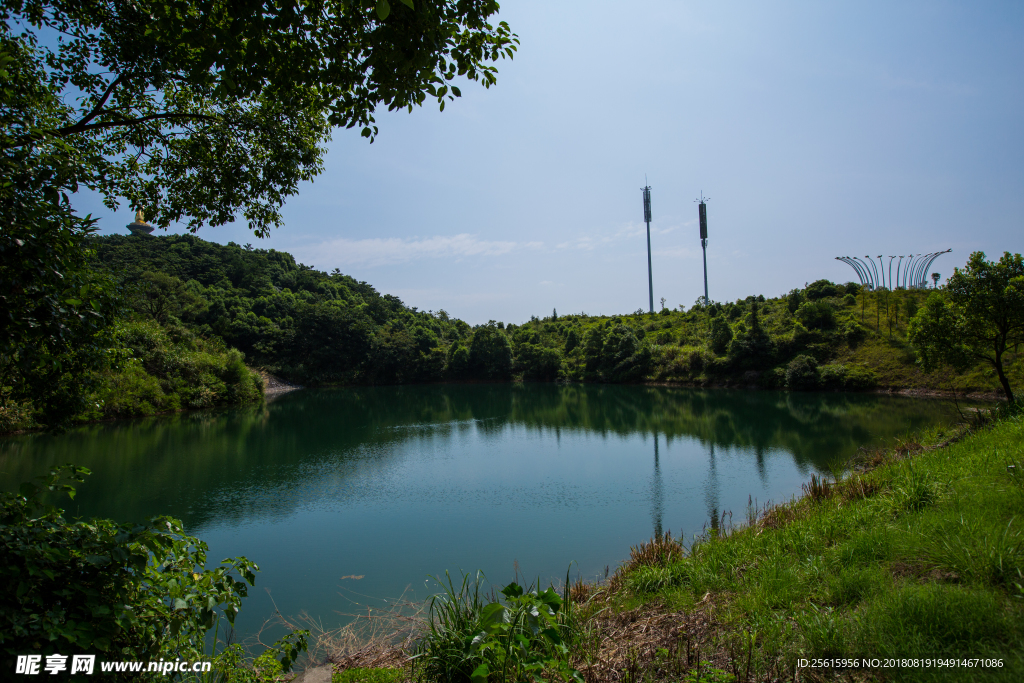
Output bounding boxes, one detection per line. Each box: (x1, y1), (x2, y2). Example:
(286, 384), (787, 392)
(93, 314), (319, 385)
(81, 0), (1024, 325)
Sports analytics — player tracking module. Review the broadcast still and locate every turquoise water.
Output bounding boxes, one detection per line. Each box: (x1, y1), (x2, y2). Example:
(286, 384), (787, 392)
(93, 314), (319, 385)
(0, 383), (970, 638)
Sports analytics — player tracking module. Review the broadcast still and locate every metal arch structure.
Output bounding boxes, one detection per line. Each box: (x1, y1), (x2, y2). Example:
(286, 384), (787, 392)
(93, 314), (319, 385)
(834, 249), (951, 290)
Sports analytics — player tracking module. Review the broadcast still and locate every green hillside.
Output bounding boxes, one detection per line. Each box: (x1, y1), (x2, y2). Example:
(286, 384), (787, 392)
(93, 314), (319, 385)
(1, 234), (1017, 434)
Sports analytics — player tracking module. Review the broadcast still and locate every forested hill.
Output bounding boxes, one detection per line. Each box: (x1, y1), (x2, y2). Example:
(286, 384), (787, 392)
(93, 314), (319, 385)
(90, 234), (472, 385)
(87, 234), (1020, 403)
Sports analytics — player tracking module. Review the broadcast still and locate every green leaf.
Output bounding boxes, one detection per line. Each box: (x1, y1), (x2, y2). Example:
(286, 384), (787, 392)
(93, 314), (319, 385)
(398, 0), (414, 8)
(501, 582), (524, 598)
(376, 0), (390, 20)
(471, 662), (490, 683)
(479, 602), (505, 628)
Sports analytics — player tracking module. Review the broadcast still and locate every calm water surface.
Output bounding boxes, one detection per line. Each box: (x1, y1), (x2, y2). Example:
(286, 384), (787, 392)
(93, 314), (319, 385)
(0, 384), (970, 637)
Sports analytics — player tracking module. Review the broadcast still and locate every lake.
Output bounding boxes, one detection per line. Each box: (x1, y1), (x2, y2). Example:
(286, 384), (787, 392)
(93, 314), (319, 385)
(0, 384), (971, 639)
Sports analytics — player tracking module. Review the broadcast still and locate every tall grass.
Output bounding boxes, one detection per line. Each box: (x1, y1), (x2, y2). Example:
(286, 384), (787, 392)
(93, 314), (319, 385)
(412, 570), (583, 683)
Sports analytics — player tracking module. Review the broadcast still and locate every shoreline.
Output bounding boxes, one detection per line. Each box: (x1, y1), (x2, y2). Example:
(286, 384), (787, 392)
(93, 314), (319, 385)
(294, 403), (1023, 682)
(0, 378), (1000, 438)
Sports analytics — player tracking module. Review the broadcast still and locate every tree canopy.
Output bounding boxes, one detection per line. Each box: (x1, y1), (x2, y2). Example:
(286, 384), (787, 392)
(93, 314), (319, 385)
(0, 0), (516, 425)
(0, 0), (518, 235)
(909, 251), (1024, 402)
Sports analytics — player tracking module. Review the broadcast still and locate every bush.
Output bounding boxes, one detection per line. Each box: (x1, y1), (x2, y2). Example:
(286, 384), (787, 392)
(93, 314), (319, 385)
(796, 301), (837, 331)
(786, 354), (820, 389)
(844, 365), (879, 390)
(0, 466), (307, 679)
(88, 321), (261, 420)
(818, 363), (848, 389)
(759, 366), (787, 389)
(414, 573), (580, 683)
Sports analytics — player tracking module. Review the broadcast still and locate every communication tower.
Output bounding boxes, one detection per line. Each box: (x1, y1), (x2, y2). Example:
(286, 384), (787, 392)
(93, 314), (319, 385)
(642, 182), (653, 314)
(696, 193), (709, 304)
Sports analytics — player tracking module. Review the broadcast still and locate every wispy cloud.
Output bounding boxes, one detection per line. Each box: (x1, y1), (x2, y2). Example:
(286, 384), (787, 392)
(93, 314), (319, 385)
(295, 234), (543, 267)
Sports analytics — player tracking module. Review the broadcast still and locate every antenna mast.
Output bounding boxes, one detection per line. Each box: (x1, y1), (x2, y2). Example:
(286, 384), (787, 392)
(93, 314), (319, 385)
(696, 192), (709, 304)
(642, 181), (653, 314)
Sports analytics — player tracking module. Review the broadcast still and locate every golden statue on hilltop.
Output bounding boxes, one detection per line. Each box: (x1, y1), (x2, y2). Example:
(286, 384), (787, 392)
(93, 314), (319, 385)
(127, 207), (155, 236)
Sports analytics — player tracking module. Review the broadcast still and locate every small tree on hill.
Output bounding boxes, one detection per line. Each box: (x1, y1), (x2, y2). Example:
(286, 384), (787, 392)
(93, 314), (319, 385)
(909, 251), (1024, 401)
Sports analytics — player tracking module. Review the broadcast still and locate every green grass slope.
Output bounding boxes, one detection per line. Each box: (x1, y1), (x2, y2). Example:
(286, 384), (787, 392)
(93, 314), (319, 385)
(595, 407), (1024, 682)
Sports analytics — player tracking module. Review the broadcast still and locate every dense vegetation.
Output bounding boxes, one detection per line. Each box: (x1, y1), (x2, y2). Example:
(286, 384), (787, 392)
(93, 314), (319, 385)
(94, 235), (1021, 393)
(2, 234), (1018, 434)
(0, 464), (307, 681)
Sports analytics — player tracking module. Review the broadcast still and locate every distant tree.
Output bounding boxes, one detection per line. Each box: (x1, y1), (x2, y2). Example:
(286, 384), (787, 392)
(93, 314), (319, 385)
(582, 327), (606, 379)
(796, 301), (837, 331)
(909, 251), (1024, 401)
(514, 343), (562, 381)
(564, 327), (581, 354)
(786, 354), (820, 390)
(601, 325), (651, 382)
(728, 301), (774, 368)
(786, 289), (804, 314)
(447, 341), (470, 379)
(130, 272), (205, 324)
(804, 280), (839, 301)
(469, 324), (512, 379)
(709, 317), (733, 355)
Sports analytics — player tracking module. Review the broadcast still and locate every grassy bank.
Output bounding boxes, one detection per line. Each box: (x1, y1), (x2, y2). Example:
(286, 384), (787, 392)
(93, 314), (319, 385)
(565, 405), (1024, 682)
(328, 406), (1024, 683)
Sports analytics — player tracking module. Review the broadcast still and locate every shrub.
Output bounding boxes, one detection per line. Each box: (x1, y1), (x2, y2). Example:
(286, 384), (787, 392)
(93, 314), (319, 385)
(844, 365), (878, 390)
(0, 466), (307, 679)
(759, 366), (787, 389)
(414, 573), (581, 683)
(818, 363), (848, 389)
(786, 354), (820, 389)
(795, 301), (837, 331)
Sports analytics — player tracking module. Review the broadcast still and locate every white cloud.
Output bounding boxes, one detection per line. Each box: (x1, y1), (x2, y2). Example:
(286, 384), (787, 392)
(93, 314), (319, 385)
(294, 234), (543, 267)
